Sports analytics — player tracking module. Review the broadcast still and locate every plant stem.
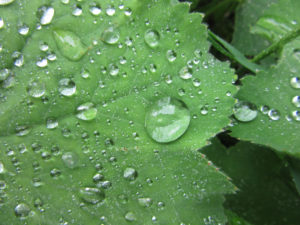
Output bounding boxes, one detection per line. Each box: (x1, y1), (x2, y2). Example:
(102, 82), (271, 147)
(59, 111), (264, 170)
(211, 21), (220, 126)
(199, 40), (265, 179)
(252, 27), (300, 63)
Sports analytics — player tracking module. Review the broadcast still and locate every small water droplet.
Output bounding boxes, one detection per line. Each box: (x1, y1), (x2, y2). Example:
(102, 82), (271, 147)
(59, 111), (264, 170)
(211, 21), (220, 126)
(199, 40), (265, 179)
(76, 102), (97, 121)
(89, 4), (102, 15)
(14, 203), (31, 218)
(101, 27), (120, 44)
(46, 118), (58, 129)
(16, 125), (31, 136)
(268, 109), (280, 121)
(0, 0), (15, 5)
(292, 110), (300, 121)
(72, 5), (82, 16)
(233, 101), (258, 122)
(62, 152), (78, 168)
(18, 24), (29, 36)
(290, 77), (300, 89)
(200, 105), (209, 115)
(0, 68), (11, 81)
(138, 197), (152, 207)
(144, 29), (160, 48)
(58, 78), (76, 96)
(53, 29), (87, 61)
(292, 96), (300, 107)
(179, 66), (193, 80)
(0, 161), (4, 174)
(36, 58), (48, 67)
(108, 64), (119, 76)
(40, 7), (55, 25)
(79, 187), (105, 204)
(27, 81), (45, 98)
(145, 97), (190, 143)
(192, 78), (201, 87)
(166, 50), (176, 62)
(40, 42), (49, 51)
(124, 212), (136, 222)
(123, 168), (137, 181)
(106, 6), (115, 16)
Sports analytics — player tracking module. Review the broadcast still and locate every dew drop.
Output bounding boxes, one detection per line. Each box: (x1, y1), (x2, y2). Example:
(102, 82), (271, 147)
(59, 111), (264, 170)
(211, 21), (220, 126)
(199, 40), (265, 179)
(89, 4), (101, 16)
(101, 27), (120, 44)
(192, 78), (201, 87)
(62, 152), (78, 168)
(27, 81), (45, 98)
(53, 29), (87, 61)
(16, 125), (31, 136)
(108, 64), (119, 76)
(292, 110), (300, 121)
(233, 101), (258, 122)
(0, 0), (15, 5)
(79, 187), (105, 204)
(0, 161), (4, 174)
(200, 105), (209, 115)
(292, 96), (300, 107)
(166, 50), (177, 62)
(138, 197), (152, 207)
(106, 6), (115, 16)
(46, 118), (58, 129)
(76, 102), (97, 121)
(0, 68), (10, 81)
(40, 7), (55, 25)
(15, 203), (30, 217)
(125, 212), (136, 222)
(268, 109), (280, 121)
(0, 18), (4, 29)
(58, 78), (76, 96)
(145, 97), (190, 143)
(290, 77), (300, 89)
(18, 24), (29, 36)
(144, 29), (160, 48)
(72, 5), (82, 16)
(179, 66), (193, 80)
(36, 58), (48, 68)
(123, 168), (137, 181)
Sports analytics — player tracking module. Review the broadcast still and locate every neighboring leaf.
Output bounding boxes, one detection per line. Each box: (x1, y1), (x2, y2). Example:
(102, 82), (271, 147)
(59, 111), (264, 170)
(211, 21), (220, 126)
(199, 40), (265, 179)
(231, 0), (276, 56)
(202, 139), (300, 225)
(252, 0), (300, 43)
(230, 38), (300, 156)
(0, 0), (237, 224)
(225, 210), (252, 225)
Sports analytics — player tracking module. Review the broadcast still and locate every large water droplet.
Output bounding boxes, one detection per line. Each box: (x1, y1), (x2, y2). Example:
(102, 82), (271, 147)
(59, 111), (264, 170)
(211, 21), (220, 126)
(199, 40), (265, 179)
(233, 101), (258, 122)
(101, 27), (120, 44)
(79, 187), (105, 204)
(58, 78), (76, 96)
(62, 152), (78, 168)
(27, 81), (45, 98)
(292, 96), (300, 108)
(145, 97), (190, 143)
(40, 7), (55, 25)
(144, 29), (160, 48)
(123, 168), (137, 181)
(0, 0), (15, 6)
(15, 203), (30, 217)
(76, 102), (97, 121)
(16, 125), (31, 136)
(290, 77), (300, 89)
(53, 29), (87, 61)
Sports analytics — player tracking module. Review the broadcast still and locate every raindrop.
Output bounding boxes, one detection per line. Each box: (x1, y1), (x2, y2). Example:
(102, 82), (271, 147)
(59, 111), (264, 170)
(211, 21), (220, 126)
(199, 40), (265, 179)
(40, 42), (49, 51)
(101, 27), (120, 44)
(27, 81), (45, 98)
(40, 7), (55, 25)
(0, 0), (15, 6)
(15, 203), (30, 217)
(166, 50), (177, 62)
(58, 78), (76, 96)
(290, 77), (300, 89)
(76, 102), (97, 121)
(268, 109), (280, 121)
(53, 29), (87, 61)
(50, 168), (61, 177)
(81, 69), (90, 79)
(18, 24), (29, 36)
(79, 187), (105, 204)
(233, 101), (258, 122)
(46, 118), (58, 129)
(145, 97), (190, 143)
(62, 152), (78, 168)
(125, 212), (136, 222)
(123, 168), (137, 181)
(179, 66), (193, 80)
(144, 29), (160, 48)
(292, 96), (300, 107)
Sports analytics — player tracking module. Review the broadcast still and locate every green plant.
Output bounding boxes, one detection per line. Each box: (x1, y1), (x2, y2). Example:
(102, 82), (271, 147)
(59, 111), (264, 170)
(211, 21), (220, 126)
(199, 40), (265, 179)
(0, 0), (299, 224)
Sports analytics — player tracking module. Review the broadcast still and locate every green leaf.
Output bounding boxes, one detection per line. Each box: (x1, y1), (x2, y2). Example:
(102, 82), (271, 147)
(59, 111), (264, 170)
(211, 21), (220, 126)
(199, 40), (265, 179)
(0, 0), (237, 224)
(202, 139), (300, 225)
(229, 38), (300, 156)
(231, 0), (275, 56)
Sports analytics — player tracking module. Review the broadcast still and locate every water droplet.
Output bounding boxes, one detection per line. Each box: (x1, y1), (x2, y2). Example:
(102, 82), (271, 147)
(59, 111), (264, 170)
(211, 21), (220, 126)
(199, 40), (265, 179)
(27, 81), (45, 98)
(106, 6), (115, 16)
(138, 198), (152, 207)
(53, 29), (87, 61)
(81, 69), (90, 79)
(125, 212), (136, 222)
(72, 5), (82, 16)
(0, 18), (4, 29)
(76, 102), (97, 121)
(101, 27), (120, 44)
(268, 109), (280, 121)
(58, 78), (76, 96)
(90, 4), (101, 15)
(233, 101), (258, 122)
(200, 105), (209, 115)
(16, 125), (31, 136)
(0, 161), (4, 174)
(40, 7), (55, 25)
(144, 29), (160, 48)
(18, 24), (29, 36)
(292, 96), (300, 108)
(0, 0), (14, 5)
(15, 203), (30, 217)
(108, 64), (119, 76)
(46, 118), (58, 129)
(179, 66), (193, 80)
(260, 105), (269, 114)
(145, 97), (190, 143)
(61, 0), (69, 4)
(123, 168), (137, 181)
(166, 50), (176, 62)
(0, 68), (11, 81)
(79, 187), (105, 204)
(40, 42), (49, 51)
(192, 78), (201, 87)
(290, 77), (300, 89)
(62, 152), (78, 168)
(36, 58), (48, 67)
